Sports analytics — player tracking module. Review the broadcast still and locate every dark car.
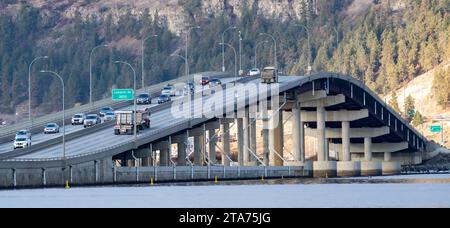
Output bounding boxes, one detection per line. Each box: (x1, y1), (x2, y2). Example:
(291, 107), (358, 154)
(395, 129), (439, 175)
(137, 93), (151, 105)
(209, 79), (222, 88)
(200, 76), (210, 86)
(158, 94), (171, 104)
(99, 107), (114, 117)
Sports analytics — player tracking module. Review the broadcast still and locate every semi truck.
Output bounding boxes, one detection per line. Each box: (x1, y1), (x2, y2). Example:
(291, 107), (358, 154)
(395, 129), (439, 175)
(114, 109), (150, 135)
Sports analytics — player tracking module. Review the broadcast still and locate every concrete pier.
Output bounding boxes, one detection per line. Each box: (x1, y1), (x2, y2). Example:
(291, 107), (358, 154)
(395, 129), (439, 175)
(269, 110), (284, 166)
(361, 161), (382, 176)
(337, 161), (361, 177)
(292, 106), (305, 162)
(236, 118), (244, 166)
(220, 122), (231, 166)
(193, 135), (202, 166)
(382, 162), (401, 176)
(313, 161), (337, 178)
(208, 130), (217, 164)
(316, 103), (326, 162)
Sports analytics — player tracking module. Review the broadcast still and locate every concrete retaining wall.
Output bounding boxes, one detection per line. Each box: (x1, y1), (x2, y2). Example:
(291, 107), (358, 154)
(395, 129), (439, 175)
(0, 161), (308, 189)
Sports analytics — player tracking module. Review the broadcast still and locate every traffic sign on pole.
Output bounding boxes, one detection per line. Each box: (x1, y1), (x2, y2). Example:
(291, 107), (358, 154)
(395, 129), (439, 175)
(112, 89), (134, 101)
(430, 125), (443, 133)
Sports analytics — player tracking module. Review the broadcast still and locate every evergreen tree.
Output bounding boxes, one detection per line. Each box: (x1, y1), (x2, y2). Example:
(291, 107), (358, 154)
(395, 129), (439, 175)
(389, 91), (401, 114)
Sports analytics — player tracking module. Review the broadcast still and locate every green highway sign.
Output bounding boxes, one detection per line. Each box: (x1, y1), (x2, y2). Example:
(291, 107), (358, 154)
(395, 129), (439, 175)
(430, 125), (443, 133)
(112, 89), (134, 101)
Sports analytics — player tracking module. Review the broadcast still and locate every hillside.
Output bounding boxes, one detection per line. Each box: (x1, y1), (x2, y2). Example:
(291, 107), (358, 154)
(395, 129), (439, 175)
(0, 0), (449, 125)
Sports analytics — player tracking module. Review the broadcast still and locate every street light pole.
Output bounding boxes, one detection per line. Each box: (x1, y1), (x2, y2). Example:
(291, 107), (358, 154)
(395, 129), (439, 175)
(39, 70), (65, 160)
(115, 61), (137, 142)
(186, 26), (200, 83)
(221, 26), (237, 72)
(142, 35), (158, 90)
(239, 30), (242, 75)
(219, 43), (237, 86)
(255, 41), (269, 69)
(89, 44), (109, 108)
(259, 33), (277, 70)
(28, 56), (48, 128)
(295, 24), (312, 75)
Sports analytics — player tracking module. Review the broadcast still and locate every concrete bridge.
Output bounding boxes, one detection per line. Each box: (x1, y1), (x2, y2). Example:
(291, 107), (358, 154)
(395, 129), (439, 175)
(0, 72), (427, 188)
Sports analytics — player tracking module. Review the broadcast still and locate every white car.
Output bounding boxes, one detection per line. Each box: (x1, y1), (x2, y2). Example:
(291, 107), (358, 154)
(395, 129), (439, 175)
(249, 68), (261, 76)
(104, 111), (116, 122)
(15, 130), (31, 139)
(71, 113), (86, 125)
(14, 136), (31, 150)
(161, 86), (176, 97)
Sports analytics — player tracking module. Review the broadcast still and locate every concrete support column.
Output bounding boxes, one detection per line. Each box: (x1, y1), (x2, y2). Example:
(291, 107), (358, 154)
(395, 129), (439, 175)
(342, 121), (351, 162)
(243, 116), (250, 165)
(250, 118), (257, 162)
(208, 130), (217, 164)
(292, 107), (305, 162)
(269, 110), (284, 166)
(177, 134), (188, 166)
(220, 122), (231, 166)
(194, 135), (202, 166)
(141, 157), (150, 167)
(384, 152), (392, 162)
(159, 148), (169, 166)
(316, 104), (326, 162)
(382, 152), (401, 176)
(236, 118), (244, 166)
(262, 109), (270, 166)
(364, 137), (372, 162)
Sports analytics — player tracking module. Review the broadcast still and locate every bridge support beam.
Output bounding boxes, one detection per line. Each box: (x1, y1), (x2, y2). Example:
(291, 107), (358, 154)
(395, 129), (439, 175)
(361, 137), (382, 176)
(172, 133), (188, 166)
(208, 129), (217, 164)
(220, 121), (231, 166)
(313, 102), (337, 177)
(243, 111), (250, 165)
(261, 108), (270, 166)
(382, 152), (401, 176)
(154, 141), (170, 167)
(292, 105), (305, 162)
(269, 110), (284, 166)
(194, 135), (202, 166)
(236, 118), (244, 166)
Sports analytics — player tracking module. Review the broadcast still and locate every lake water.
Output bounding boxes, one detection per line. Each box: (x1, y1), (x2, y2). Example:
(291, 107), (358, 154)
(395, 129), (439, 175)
(1, 174), (449, 208)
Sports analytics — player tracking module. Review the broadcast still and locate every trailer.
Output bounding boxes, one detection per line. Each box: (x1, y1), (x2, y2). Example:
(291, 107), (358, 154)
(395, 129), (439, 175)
(114, 109), (150, 135)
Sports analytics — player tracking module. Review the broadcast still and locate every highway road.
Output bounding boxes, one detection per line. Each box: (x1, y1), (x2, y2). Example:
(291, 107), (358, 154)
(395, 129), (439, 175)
(14, 76), (301, 160)
(0, 77), (237, 156)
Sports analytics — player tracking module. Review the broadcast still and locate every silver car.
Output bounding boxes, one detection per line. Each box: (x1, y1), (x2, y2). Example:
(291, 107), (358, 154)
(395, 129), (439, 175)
(44, 123), (60, 134)
(84, 114), (101, 128)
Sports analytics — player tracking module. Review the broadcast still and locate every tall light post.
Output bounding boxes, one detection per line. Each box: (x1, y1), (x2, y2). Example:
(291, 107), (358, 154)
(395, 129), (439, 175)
(186, 26), (201, 83)
(89, 44), (109, 108)
(142, 35), (158, 90)
(219, 43), (237, 86)
(39, 70), (65, 160)
(221, 26), (237, 72)
(115, 61), (137, 142)
(239, 30), (243, 75)
(295, 24), (312, 75)
(259, 33), (277, 70)
(28, 56), (48, 128)
(255, 40), (269, 69)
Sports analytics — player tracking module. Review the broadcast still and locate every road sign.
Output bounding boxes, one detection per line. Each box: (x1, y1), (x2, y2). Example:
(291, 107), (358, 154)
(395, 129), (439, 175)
(430, 125), (443, 133)
(112, 89), (134, 101)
